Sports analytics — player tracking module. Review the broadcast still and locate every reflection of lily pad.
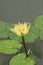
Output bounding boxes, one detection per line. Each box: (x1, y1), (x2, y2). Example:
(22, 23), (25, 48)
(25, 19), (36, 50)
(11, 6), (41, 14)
(0, 40), (22, 54)
(25, 25), (39, 42)
(9, 53), (36, 65)
(34, 15), (43, 30)
(0, 21), (12, 38)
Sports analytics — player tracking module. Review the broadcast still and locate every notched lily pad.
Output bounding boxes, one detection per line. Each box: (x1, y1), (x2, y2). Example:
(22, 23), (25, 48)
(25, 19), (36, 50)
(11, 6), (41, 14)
(0, 40), (22, 54)
(9, 53), (36, 65)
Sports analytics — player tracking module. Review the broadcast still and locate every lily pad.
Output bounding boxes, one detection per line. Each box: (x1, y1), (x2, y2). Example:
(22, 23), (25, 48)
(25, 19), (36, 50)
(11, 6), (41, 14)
(39, 30), (43, 40)
(9, 53), (36, 65)
(25, 25), (39, 42)
(0, 21), (12, 38)
(9, 32), (22, 42)
(34, 15), (43, 30)
(0, 40), (22, 54)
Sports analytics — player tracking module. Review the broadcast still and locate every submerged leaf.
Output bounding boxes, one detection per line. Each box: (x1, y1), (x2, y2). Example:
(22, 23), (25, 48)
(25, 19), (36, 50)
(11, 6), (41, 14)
(0, 40), (22, 54)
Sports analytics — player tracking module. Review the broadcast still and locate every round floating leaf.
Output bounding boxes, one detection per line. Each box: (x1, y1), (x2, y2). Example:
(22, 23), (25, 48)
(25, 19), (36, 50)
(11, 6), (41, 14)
(34, 15), (43, 30)
(0, 40), (22, 54)
(9, 53), (36, 65)
(9, 32), (22, 42)
(9, 53), (25, 65)
(0, 21), (12, 38)
(25, 25), (39, 42)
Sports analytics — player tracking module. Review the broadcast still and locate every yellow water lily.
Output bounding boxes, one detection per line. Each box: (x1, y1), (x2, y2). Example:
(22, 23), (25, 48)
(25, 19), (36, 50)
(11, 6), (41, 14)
(10, 22), (30, 36)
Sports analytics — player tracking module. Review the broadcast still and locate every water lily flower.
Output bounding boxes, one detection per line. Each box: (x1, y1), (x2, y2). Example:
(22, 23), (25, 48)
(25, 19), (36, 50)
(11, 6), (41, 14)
(10, 22), (30, 36)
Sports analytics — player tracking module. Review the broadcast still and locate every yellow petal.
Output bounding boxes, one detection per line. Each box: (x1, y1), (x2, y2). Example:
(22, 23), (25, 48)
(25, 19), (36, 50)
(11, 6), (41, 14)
(10, 22), (30, 36)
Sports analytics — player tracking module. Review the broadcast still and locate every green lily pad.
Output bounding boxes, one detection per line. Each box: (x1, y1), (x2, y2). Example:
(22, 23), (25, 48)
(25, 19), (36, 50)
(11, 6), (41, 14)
(25, 25), (39, 42)
(34, 15), (43, 30)
(9, 32), (22, 42)
(0, 40), (22, 54)
(9, 53), (36, 65)
(39, 30), (43, 40)
(0, 21), (12, 38)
